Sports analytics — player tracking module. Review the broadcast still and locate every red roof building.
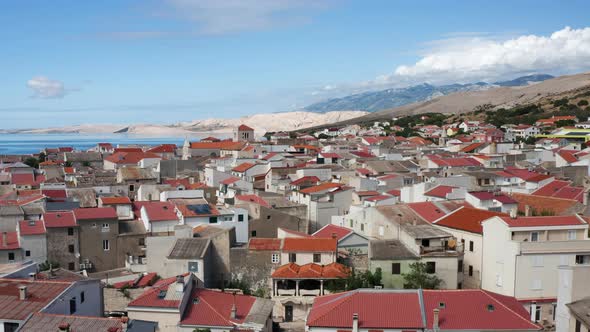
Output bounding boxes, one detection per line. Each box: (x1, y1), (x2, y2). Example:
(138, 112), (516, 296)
(272, 262), (349, 279)
(248, 238), (282, 251)
(73, 207), (117, 220)
(282, 238), (337, 252)
(0, 279), (72, 321)
(99, 196), (132, 205)
(434, 206), (508, 234)
(43, 211), (77, 228)
(306, 289), (540, 331)
(424, 185), (457, 199)
(312, 224), (352, 241)
(18, 220), (46, 236)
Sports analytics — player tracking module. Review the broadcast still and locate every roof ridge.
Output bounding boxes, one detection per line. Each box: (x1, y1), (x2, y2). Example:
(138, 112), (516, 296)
(193, 290), (236, 327)
(307, 289), (360, 326)
(432, 205), (464, 224)
(480, 290), (541, 329)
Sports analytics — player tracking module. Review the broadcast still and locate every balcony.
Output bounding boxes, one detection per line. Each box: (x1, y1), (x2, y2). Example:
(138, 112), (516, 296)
(520, 240), (590, 254)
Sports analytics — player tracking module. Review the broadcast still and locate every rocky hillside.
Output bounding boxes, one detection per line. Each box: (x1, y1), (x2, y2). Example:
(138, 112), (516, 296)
(303, 74), (554, 113)
(296, 72), (590, 132)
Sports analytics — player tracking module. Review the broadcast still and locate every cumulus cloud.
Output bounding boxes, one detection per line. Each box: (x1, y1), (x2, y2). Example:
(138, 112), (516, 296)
(384, 26), (590, 85)
(26, 76), (68, 99)
(163, 0), (328, 34)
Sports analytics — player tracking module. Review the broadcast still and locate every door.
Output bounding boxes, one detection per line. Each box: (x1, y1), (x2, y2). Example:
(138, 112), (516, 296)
(285, 305), (293, 322)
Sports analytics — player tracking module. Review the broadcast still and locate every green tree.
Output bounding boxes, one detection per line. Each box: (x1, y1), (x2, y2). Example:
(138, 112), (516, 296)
(38, 152), (46, 163)
(24, 157), (39, 169)
(578, 99), (589, 107)
(402, 262), (443, 289)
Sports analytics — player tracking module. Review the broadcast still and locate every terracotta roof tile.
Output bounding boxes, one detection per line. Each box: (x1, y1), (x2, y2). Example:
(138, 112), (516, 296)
(282, 238), (337, 252)
(434, 207), (507, 234)
(43, 211), (77, 228)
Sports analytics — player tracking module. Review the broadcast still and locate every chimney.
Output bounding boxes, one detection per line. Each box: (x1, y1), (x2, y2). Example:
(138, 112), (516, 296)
(433, 308), (440, 331)
(352, 313), (359, 332)
(524, 205), (531, 217)
(331, 232), (337, 239)
(2, 232), (6, 246)
(18, 285), (27, 300)
(28, 272), (36, 281)
(510, 208), (517, 219)
(230, 303), (237, 319)
(175, 275), (184, 293)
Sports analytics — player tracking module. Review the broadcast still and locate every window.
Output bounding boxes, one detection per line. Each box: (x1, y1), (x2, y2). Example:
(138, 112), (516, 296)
(575, 320), (581, 332)
(495, 273), (503, 286)
(530, 232), (539, 242)
(392, 263), (401, 274)
(81, 291), (85, 303)
(68, 228), (74, 236)
(349, 220), (353, 228)
(68, 262), (75, 270)
(531, 279), (542, 290)
(266, 215), (271, 220)
(568, 230), (577, 240)
(102, 240), (110, 251)
(25, 250), (30, 257)
(251, 230), (257, 237)
(68, 245), (75, 253)
(238, 214), (244, 222)
(271, 253), (280, 264)
(532, 255), (544, 267)
(469, 241), (474, 252)
(421, 239), (430, 247)
(8, 252), (14, 261)
(458, 260), (463, 272)
(378, 226), (384, 236)
(289, 253), (297, 263)
(531, 304), (541, 322)
(4, 322), (19, 332)
(92, 223), (96, 228)
(426, 262), (436, 274)
(129, 184), (135, 192)
(102, 223), (110, 231)
(468, 265), (473, 277)
(210, 216), (218, 224)
(69, 297), (77, 314)
(575, 255), (590, 264)
(360, 224), (364, 232)
(313, 253), (321, 263)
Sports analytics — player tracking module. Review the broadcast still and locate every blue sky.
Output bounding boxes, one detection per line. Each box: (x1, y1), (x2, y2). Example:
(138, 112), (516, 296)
(2, 0), (590, 129)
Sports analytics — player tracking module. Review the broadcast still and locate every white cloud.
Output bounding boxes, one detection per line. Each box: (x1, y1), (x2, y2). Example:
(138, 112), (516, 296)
(26, 76), (68, 99)
(386, 26), (590, 84)
(163, 0), (327, 34)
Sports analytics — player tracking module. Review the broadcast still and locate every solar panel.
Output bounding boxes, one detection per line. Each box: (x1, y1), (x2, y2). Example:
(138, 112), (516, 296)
(186, 204), (211, 215)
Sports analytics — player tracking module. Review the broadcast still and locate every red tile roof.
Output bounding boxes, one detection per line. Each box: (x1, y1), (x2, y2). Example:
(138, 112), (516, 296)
(63, 167), (75, 174)
(127, 274), (188, 309)
(365, 195), (394, 202)
(232, 162), (256, 173)
(424, 185), (456, 198)
(19, 220), (46, 236)
(504, 167), (542, 181)
(499, 215), (587, 228)
(235, 194), (271, 208)
(468, 191), (517, 204)
(43, 211), (77, 228)
(137, 201), (178, 222)
(19, 312), (122, 332)
(0, 232), (20, 249)
(509, 193), (580, 216)
(180, 288), (256, 327)
(272, 262), (349, 279)
(99, 196), (132, 205)
(355, 190), (380, 197)
(307, 290), (424, 329)
(104, 151), (161, 164)
(147, 144), (176, 153)
(189, 141), (245, 150)
(220, 176), (240, 185)
(0, 279), (72, 320)
(320, 153), (341, 159)
(307, 289), (539, 331)
(238, 124), (254, 131)
(290, 176), (320, 186)
(461, 142), (486, 153)
(248, 238), (281, 250)
(532, 180), (584, 203)
(558, 150), (579, 163)
(312, 224), (352, 241)
(526, 174), (552, 183)
(41, 189), (67, 200)
(434, 207), (507, 234)
(300, 182), (343, 194)
(422, 290), (540, 330)
(113, 147), (143, 153)
(282, 238), (337, 252)
(73, 207), (117, 220)
(431, 157), (482, 167)
(407, 202), (449, 223)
